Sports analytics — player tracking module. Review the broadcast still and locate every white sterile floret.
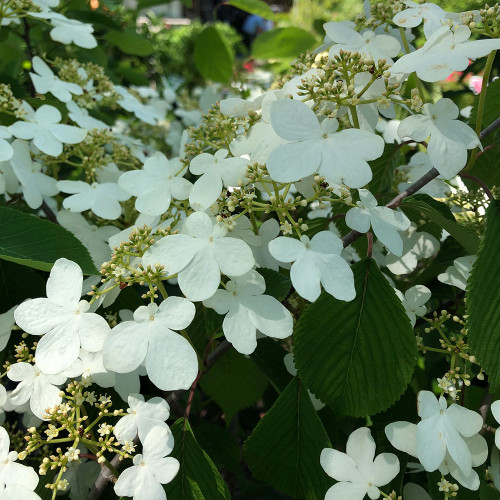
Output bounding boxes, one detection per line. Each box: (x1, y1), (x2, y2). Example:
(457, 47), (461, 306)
(438, 255), (475, 291)
(0, 127), (13, 162)
(392, 1), (446, 38)
(66, 101), (108, 131)
(102, 297), (198, 391)
(57, 179), (130, 220)
(119, 153), (192, 216)
(267, 99), (384, 187)
(64, 348), (116, 388)
(29, 56), (83, 103)
(398, 98), (481, 178)
(143, 212), (255, 301)
(204, 270), (293, 354)
(0, 306), (16, 351)
(14, 258), (110, 374)
(488, 401), (500, 450)
(114, 394), (172, 444)
(0, 485), (41, 499)
(324, 22), (401, 64)
(251, 218), (281, 271)
(114, 426), (179, 500)
(390, 25), (500, 82)
(345, 189), (411, 256)
(115, 85), (163, 125)
(0, 426), (39, 492)
(8, 362), (66, 419)
(395, 285), (431, 326)
(9, 102), (87, 157)
(9, 139), (59, 209)
(320, 427), (399, 499)
(48, 12), (97, 49)
(386, 391), (483, 477)
(268, 231), (355, 303)
(189, 149), (249, 212)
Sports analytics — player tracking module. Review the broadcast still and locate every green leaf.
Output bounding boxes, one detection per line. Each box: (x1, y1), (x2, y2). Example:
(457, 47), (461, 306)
(200, 348), (268, 422)
(0, 207), (97, 274)
(194, 26), (234, 83)
(252, 27), (316, 60)
(227, 0), (274, 19)
(104, 29), (155, 56)
(470, 78), (500, 130)
(256, 268), (291, 302)
(243, 377), (332, 499)
(368, 143), (401, 194)
(293, 258), (417, 417)
(402, 197), (480, 254)
(165, 418), (231, 500)
(480, 480), (500, 499)
(468, 144), (500, 189)
(196, 424), (240, 473)
(467, 200), (500, 387)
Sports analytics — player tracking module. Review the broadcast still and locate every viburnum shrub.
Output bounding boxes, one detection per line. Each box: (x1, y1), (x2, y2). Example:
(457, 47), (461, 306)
(0, 0), (500, 499)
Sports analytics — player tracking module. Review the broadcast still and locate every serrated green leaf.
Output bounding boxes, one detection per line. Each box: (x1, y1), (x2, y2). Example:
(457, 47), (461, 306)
(200, 348), (268, 422)
(227, 0), (274, 19)
(402, 197), (480, 254)
(165, 418), (231, 500)
(467, 199), (500, 387)
(294, 258), (417, 417)
(104, 29), (154, 56)
(243, 377), (331, 499)
(256, 268), (291, 302)
(194, 26), (234, 83)
(252, 27), (316, 60)
(0, 207), (97, 274)
(368, 143), (401, 194)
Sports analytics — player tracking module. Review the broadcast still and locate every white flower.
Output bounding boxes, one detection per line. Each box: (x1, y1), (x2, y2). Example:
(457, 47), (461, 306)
(9, 139), (59, 209)
(204, 270), (293, 354)
(398, 98), (481, 178)
(489, 401), (500, 450)
(267, 99), (384, 187)
(102, 298), (198, 391)
(119, 153), (192, 216)
(390, 25), (500, 82)
(57, 179), (130, 220)
(320, 427), (399, 499)
(268, 231), (355, 302)
(8, 362), (66, 419)
(66, 447), (80, 462)
(9, 103), (87, 157)
(114, 426), (179, 500)
(115, 86), (163, 125)
(66, 101), (108, 130)
(392, 1), (446, 38)
(29, 56), (83, 103)
(0, 306), (16, 351)
(345, 189), (411, 256)
(0, 127), (13, 162)
(0, 484), (41, 499)
(0, 157), (19, 196)
(251, 219), (281, 271)
(395, 285), (431, 326)
(324, 22), (401, 64)
(438, 255), (475, 291)
(143, 212), (255, 301)
(48, 12), (97, 49)
(65, 348), (116, 388)
(114, 394), (172, 444)
(14, 258), (110, 374)
(189, 149), (249, 212)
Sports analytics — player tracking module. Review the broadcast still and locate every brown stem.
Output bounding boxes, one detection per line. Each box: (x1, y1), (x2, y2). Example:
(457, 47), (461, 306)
(366, 231), (373, 258)
(480, 115), (500, 140)
(41, 201), (59, 224)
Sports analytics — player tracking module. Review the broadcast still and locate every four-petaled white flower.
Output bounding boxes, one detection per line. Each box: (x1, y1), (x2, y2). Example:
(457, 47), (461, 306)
(345, 189), (411, 256)
(9, 103), (87, 157)
(320, 427), (400, 499)
(8, 362), (66, 419)
(398, 98), (481, 178)
(115, 86), (163, 125)
(437, 255), (475, 291)
(204, 270), (293, 354)
(14, 258), (110, 374)
(268, 231), (355, 303)
(102, 298), (198, 391)
(143, 212), (255, 301)
(267, 99), (384, 187)
(189, 149), (249, 212)
(119, 153), (192, 216)
(29, 56), (83, 103)
(390, 25), (500, 82)
(66, 101), (108, 131)
(114, 394), (172, 444)
(395, 285), (431, 326)
(114, 426), (179, 500)
(46, 12), (98, 49)
(392, 1), (446, 38)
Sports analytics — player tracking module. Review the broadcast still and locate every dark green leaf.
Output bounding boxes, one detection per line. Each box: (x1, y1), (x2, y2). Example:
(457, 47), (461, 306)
(470, 78), (500, 130)
(104, 29), (155, 56)
(480, 480), (500, 499)
(200, 348), (268, 422)
(252, 27), (316, 60)
(227, 0), (274, 19)
(257, 268), (291, 302)
(402, 197), (480, 254)
(368, 143), (401, 194)
(196, 424), (240, 473)
(165, 418), (231, 500)
(194, 26), (234, 83)
(467, 199), (500, 387)
(294, 258), (417, 417)
(0, 207), (97, 274)
(243, 378), (332, 499)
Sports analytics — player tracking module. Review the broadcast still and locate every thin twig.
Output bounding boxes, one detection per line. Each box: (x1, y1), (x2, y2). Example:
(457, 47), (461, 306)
(480, 115), (500, 139)
(459, 172), (494, 200)
(86, 451), (124, 500)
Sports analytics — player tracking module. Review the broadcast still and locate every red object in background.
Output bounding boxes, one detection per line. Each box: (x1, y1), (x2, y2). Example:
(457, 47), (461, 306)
(244, 60), (255, 72)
